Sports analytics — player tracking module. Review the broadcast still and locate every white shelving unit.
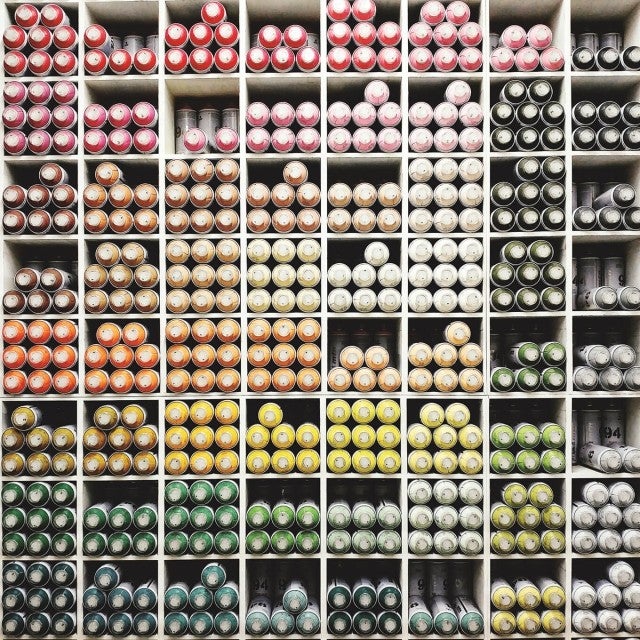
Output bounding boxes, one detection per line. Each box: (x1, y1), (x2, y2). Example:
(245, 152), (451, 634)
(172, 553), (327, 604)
(1, 0), (640, 638)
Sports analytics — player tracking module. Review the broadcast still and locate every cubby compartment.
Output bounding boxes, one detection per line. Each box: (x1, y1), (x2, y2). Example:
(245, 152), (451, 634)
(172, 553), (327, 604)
(409, 76), (483, 154)
(328, 558), (403, 637)
(571, 557), (640, 636)
(571, 0), (640, 71)
(246, 75), (321, 154)
(409, 558), (484, 637)
(246, 557), (321, 637)
(1, 399), (78, 479)
(164, 559), (240, 636)
(82, 399), (159, 478)
(327, 477), (401, 556)
(82, 479), (158, 558)
(490, 236), (567, 314)
(328, 237), (401, 314)
(246, 157), (320, 235)
(84, 158), (160, 236)
(572, 155), (640, 233)
(83, 318), (161, 395)
(83, 559), (158, 637)
(326, 396), (402, 477)
(489, 558), (567, 638)
(490, 155), (567, 234)
(407, 476), (484, 558)
(571, 476), (640, 556)
(489, 0), (565, 57)
(327, 156), (402, 235)
(489, 397), (568, 477)
(572, 396), (640, 477)
(164, 75), (239, 155)
(408, 317), (484, 394)
(246, 398), (320, 476)
(246, 476), (320, 556)
(407, 397), (484, 478)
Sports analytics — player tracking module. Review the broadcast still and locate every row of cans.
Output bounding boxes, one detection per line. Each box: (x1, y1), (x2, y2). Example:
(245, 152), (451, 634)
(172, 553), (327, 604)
(574, 255), (640, 311)
(489, 26), (564, 72)
(572, 31), (640, 71)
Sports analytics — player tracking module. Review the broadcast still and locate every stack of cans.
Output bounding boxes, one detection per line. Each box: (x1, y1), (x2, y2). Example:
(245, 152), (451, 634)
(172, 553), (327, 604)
(491, 157), (566, 233)
(573, 480), (640, 554)
(573, 339), (640, 391)
(571, 561), (640, 634)
(165, 319), (241, 394)
(246, 496), (320, 555)
(83, 564), (158, 637)
(328, 179), (401, 234)
(327, 575), (402, 636)
(409, 80), (483, 153)
(175, 105), (240, 154)
(246, 571), (320, 636)
(491, 239), (565, 312)
(2, 320), (79, 396)
(164, 400), (240, 475)
(4, 4), (79, 77)
(3, 81), (78, 156)
(247, 318), (322, 393)
(491, 79), (565, 152)
(409, 1), (483, 72)
(327, 489), (401, 555)
(84, 25), (158, 75)
(164, 479), (239, 556)
(573, 180), (640, 231)
(328, 240), (402, 313)
(574, 255), (640, 311)
(329, 344), (401, 392)
(246, 100), (320, 153)
(84, 321), (160, 395)
(85, 241), (159, 314)
(490, 336), (566, 392)
(490, 576), (566, 635)
(490, 23), (564, 72)
(165, 1), (239, 74)
(3, 162), (77, 235)
(572, 96), (640, 150)
(408, 478), (483, 556)
(246, 402), (320, 475)
(572, 30), (640, 71)
(2, 559), (77, 637)
(491, 481), (566, 556)
(574, 405), (640, 473)
(165, 563), (238, 636)
(3, 260), (77, 315)
(408, 321), (484, 393)
(408, 237), (484, 314)
(326, 0), (401, 72)
(490, 416), (566, 475)
(247, 161), (320, 234)
(408, 401), (483, 475)
(83, 499), (157, 557)
(328, 80), (401, 153)
(246, 238), (321, 313)
(85, 162), (159, 234)
(409, 157), (484, 234)
(166, 158), (239, 233)
(247, 23), (319, 73)
(2, 405), (76, 477)
(325, 398), (401, 474)
(166, 238), (241, 314)
(409, 561), (484, 636)
(2, 480), (76, 558)
(83, 101), (159, 154)
(83, 403), (158, 477)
